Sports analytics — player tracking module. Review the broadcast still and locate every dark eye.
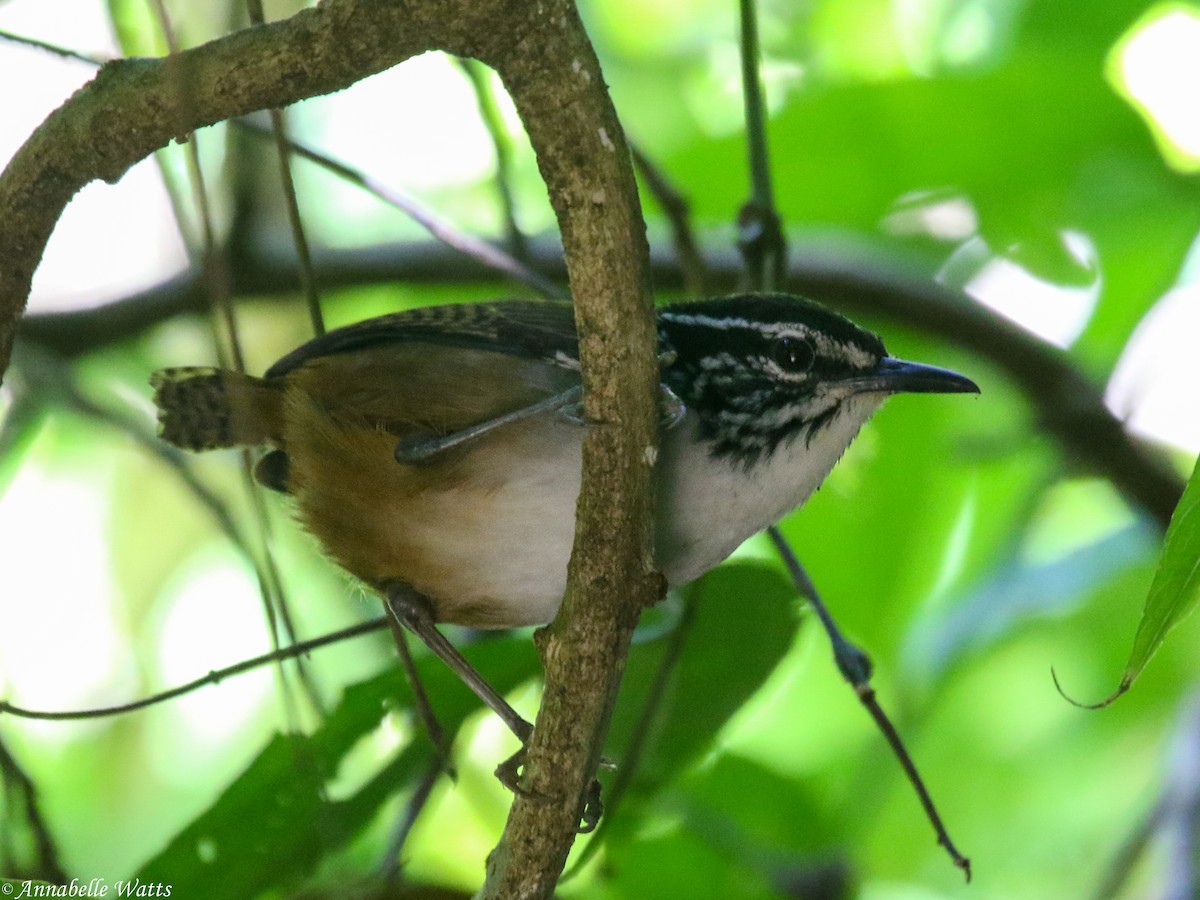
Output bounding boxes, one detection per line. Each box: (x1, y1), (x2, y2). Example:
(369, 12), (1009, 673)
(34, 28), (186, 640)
(771, 336), (815, 373)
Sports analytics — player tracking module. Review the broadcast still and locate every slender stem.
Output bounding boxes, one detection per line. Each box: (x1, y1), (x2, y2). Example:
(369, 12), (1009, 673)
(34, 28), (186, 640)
(0, 618), (387, 721)
(630, 143), (710, 298)
(766, 527), (871, 684)
(562, 597), (697, 880)
(245, 0), (325, 337)
(736, 0), (785, 291)
(386, 616), (447, 751)
(145, 2), (323, 718)
(732, 0), (967, 873)
(458, 57), (528, 261)
(13, 344), (258, 572)
(766, 527), (970, 880)
(738, 0), (773, 213)
(0, 27), (107, 65)
(856, 684), (972, 880)
(379, 752), (446, 882)
(0, 30), (558, 302)
(0, 739), (67, 882)
(247, 121), (564, 299)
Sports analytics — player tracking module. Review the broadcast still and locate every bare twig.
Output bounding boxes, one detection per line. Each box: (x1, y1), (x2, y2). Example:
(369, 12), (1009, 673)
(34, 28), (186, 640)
(147, 0), (320, 719)
(561, 597), (697, 880)
(458, 57), (528, 262)
(630, 144), (710, 297)
(0, 27), (108, 65)
(0, 28), (558, 302)
(1094, 691), (1200, 900)
(735, 0), (785, 292)
(766, 528), (971, 878)
(0, 617), (386, 721)
(245, 0), (325, 337)
(239, 122), (565, 300)
(379, 753), (447, 883)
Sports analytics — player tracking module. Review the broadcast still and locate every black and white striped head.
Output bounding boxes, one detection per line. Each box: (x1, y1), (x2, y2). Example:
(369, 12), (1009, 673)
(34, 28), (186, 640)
(657, 293), (977, 466)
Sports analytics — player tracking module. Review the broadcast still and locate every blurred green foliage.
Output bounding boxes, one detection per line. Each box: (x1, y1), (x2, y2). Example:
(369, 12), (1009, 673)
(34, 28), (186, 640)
(2, 0), (1200, 898)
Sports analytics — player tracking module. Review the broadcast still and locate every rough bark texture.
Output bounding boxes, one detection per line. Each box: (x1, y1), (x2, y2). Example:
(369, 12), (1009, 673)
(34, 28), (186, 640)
(0, 1), (659, 896)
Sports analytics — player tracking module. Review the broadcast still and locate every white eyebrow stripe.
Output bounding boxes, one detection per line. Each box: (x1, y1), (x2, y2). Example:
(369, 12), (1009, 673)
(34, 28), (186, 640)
(661, 313), (801, 335)
(664, 313), (878, 370)
(553, 350), (581, 370)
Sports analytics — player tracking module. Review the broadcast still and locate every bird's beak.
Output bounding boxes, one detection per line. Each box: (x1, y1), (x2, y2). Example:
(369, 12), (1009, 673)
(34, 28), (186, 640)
(843, 357), (980, 395)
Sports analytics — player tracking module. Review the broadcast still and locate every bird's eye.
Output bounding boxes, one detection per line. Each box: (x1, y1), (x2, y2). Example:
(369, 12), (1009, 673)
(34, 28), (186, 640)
(771, 336), (815, 373)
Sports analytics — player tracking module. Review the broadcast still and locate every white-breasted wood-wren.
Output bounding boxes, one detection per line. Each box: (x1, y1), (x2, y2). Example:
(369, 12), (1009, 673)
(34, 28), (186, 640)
(151, 293), (978, 736)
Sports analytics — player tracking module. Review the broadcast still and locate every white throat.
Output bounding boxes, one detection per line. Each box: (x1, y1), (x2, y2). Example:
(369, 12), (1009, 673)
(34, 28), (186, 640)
(654, 393), (885, 584)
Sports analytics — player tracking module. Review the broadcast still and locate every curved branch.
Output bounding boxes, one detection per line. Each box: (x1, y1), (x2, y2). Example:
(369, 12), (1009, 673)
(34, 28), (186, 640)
(1, 1), (659, 895)
(0, 1), (425, 379)
(472, 5), (659, 896)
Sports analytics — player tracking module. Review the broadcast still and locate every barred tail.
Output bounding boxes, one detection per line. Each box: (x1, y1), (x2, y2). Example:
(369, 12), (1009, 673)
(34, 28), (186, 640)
(150, 367), (284, 451)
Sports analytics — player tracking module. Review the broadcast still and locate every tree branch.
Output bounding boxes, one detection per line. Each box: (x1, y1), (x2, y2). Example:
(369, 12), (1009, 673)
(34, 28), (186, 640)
(0, 1), (660, 895)
(471, 5), (659, 896)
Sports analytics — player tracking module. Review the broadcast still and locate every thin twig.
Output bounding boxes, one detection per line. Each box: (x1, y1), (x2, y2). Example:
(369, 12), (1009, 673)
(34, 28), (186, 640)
(629, 144), (710, 297)
(245, 0), (325, 337)
(735, 0), (785, 291)
(379, 752), (447, 883)
(0, 617), (387, 721)
(10, 344), (258, 569)
(0, 29), (555, 305)
(856, 683), (972, 879)
(0, 27), (107, 65)
(562, 597), (698, 880)
(385, 618), (447, 753)
(457, 57), (528, 261)
(738, 0), (772, 215)
(734, 0), (966, 875)
(239, 120), (565, 300)
(766, 528), (970, 880)
(146, 1), (321, 717)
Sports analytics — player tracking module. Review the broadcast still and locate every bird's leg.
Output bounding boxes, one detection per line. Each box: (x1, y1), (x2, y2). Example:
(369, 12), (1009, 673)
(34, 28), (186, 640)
(557, 382), (686, 428)
(384, 614), (450, 759)
(394, 386), (582, 464)
(383, 582), (605, 831)
(394, 378), (684, 466)
(383, 582), (533, 744)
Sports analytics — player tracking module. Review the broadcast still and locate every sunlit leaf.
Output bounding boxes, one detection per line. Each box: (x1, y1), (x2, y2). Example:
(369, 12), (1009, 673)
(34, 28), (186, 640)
(1121, 453), (1200, 689)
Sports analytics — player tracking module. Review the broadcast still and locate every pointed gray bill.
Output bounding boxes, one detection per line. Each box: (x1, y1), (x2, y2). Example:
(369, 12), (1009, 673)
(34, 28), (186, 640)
(844, 357), (980, 395)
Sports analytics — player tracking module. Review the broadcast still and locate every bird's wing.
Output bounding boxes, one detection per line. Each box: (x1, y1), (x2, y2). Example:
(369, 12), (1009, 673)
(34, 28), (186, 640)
(268, 301), (583, 440)
(265, 300), (580, 379)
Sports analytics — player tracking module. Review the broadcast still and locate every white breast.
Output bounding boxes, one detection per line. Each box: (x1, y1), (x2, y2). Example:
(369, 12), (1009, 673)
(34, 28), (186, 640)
(653, 393), (884, 584)
(413, 393), (882, 627)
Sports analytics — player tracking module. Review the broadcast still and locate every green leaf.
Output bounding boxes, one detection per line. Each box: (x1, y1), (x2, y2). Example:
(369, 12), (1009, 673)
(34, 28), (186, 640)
(607, 562), (799, 795)
(1121, 454), (1200, 689)
(136, 636), (539, 895)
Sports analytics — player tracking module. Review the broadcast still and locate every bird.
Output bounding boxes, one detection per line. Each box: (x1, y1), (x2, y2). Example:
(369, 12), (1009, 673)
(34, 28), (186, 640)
(150, 292), (978, 738)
